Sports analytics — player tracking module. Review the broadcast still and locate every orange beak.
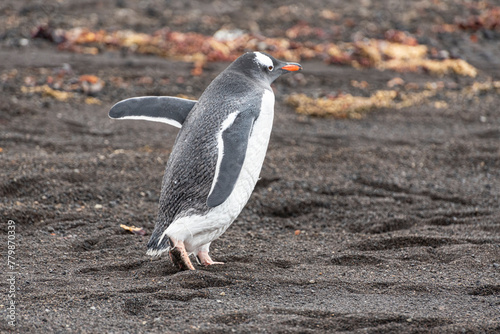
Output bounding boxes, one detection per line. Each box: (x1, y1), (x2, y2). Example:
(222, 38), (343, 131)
(281, 63), (302, 72)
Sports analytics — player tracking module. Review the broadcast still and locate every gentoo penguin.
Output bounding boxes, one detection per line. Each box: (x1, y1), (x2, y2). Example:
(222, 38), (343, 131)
(109, 52), (302, 270)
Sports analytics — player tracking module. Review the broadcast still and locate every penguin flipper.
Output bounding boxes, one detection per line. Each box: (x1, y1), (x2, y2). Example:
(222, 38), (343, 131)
(109, 96), (197, 128)
(206, 112), (255, 208)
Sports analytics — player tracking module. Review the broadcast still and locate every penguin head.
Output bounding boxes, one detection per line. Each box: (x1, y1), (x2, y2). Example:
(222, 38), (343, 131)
(229, 52), (302, 85)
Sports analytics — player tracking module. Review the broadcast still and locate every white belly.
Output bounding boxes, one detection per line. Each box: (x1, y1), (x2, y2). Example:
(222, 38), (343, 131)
(165, 90), (275, 253)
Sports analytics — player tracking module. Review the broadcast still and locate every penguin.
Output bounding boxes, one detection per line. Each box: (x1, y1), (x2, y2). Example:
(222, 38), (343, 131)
(109, 52), (302, 270)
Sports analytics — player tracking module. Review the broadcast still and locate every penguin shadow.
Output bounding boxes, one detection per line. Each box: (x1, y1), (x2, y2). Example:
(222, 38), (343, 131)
(137, 254), (240, 286)
(167, 269), (234, 289)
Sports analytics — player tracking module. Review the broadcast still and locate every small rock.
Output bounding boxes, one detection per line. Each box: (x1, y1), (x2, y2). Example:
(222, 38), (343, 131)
(213, 29), (245, 42)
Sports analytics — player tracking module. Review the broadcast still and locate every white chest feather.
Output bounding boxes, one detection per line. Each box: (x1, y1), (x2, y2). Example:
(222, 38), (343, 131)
(230, 89), (275, 210)
(164, 90), (275, 253)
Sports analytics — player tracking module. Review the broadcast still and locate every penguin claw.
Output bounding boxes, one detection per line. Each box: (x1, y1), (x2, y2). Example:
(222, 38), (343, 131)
(197, 251), (224, 266)
(168, 240), (195, 271)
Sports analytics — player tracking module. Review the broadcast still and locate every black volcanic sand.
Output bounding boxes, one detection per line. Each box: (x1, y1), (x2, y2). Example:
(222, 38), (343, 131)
(1, 1), (499, 333)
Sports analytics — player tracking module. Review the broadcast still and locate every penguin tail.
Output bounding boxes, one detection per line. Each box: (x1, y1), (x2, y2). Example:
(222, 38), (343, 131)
(146, 229), (172, 258)
(146, 246), (170, 258)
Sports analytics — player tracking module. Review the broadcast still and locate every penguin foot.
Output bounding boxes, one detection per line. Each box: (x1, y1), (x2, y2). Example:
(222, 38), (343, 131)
(196, 251), (224, 266)
(169, 240), (195, 271)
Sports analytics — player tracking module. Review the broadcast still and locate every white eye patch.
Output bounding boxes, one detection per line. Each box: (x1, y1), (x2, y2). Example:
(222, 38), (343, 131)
(254, 52), (274, 68)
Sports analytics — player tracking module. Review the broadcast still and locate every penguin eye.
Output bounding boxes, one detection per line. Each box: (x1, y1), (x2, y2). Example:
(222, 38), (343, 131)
(268, 65), (274, 71)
